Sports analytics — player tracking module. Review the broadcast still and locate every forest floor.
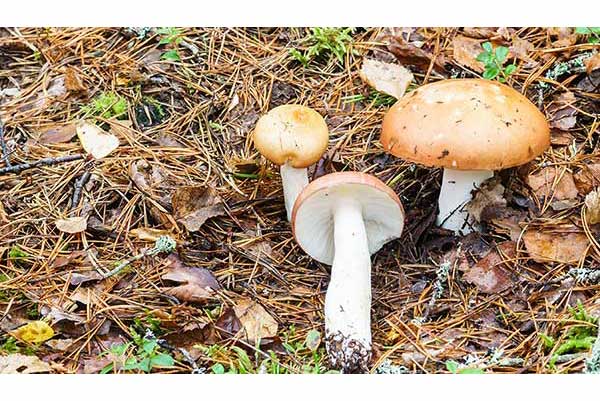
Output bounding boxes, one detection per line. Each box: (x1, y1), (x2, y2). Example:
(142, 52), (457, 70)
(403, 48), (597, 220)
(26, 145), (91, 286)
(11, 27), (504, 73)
(1, 27), (600, 374)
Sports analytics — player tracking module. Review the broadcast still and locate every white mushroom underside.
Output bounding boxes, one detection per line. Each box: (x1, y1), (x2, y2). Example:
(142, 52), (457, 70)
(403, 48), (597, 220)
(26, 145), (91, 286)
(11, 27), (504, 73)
(293, 184), (404, 265)
(280, 162), (309, 222)
(437, 168), (494, 234)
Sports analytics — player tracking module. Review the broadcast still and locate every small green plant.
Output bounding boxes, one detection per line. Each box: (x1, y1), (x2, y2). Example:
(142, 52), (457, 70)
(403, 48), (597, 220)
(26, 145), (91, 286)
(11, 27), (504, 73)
(101, 332), (175, 374)
(289, 27), (355, 67)
(476, 42), (516, 82)
(0, 337), (20, 354)
(8, 245), (29, 266)
(132, 313), (164, 336)
(81, 92), (128, 119)
(575, 27), (600, 44)
(445, 360), (485, 374)
(200, 326), (334, 374)
(156, 27), (184, 61)
(541, 301), (598, 369)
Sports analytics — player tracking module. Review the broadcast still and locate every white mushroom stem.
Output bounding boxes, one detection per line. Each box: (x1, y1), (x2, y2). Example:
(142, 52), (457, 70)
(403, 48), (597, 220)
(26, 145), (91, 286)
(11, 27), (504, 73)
(325, 197), (372, 372)
(437, 168), (494, 234)
(280, 162), (309, 221)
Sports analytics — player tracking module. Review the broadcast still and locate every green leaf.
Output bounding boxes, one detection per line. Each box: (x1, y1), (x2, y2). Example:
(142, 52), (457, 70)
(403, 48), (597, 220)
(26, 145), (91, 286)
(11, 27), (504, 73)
(142, 339), (157, 355)
(476, 52), (492, 64)
(575, 27), (592, 34)
(504, 64), (517, 75)
(159, 37), (173, 45)
(540, 333), (555, 349)
(483, 66), (500, 80)
(446, 360), (459, 373)
(458, 367), (485, 374)
(482, 41), (493, 52)
(495, 46), (509, 63)
(305, 329), (321, 351)
(100, 362), (115, 374)
(137, 358), (152, 372)
(123, 357), (139, 371)
(212, 363), (225, 374)
(150, 353), (175, 368)
(161, 50), (181, 62)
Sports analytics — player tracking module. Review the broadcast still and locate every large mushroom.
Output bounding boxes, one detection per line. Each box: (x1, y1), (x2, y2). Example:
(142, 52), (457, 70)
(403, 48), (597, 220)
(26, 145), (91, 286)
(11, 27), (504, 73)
(291, 172), (405, 372)
(381, 79), (550, 234)
(253, 105), (329, 221)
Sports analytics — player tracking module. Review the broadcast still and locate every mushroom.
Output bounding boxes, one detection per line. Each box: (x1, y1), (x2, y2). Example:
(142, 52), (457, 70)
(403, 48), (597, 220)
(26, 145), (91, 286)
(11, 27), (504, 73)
(291, 172), (405, 372)
(253, 104), (329, 221)
(381, 79), (550, 234)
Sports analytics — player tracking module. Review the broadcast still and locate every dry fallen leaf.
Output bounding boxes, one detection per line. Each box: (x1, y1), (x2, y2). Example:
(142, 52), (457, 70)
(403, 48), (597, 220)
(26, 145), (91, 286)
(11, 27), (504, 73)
(130, 227), (172, 242)
(64, 67), (87, 94)
(549, 27), (578, 48)
(527, 167), (579, 201)
(359, 58), (413, 99)
(55, 216), (88, 234)
(128, 159), (166, 192)
(65, 271), (103, 286)
(233, 300), (278, 344)
(0, 354), (51, 374)
(172, 186), (225, 232)
(523, 229), (589, 264)
(574, 164), (600, 195)
(37, 124), (77, 144)
(452, 35), (485, 72)
(547, 92), (578, 131)
(467, 179), (506, 223)
(161, 254), (220, 302)
(10, 320), (55, 344)
(463, 242), (516, 294)
(586, 53), (600, 74)
(585, 189), (600, 225)
(76, 121), (119, 159)
(386, 34), (447, 74)
(509, 38), (536, 64)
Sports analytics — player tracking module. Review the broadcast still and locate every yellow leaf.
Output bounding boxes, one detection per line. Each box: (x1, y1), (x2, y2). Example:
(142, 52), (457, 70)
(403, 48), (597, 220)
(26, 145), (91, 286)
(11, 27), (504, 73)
(130, 227), (172, 242)
(11, 321), (55, 344)
(76, 121), (119, 159)
(55, 216), (88, 234)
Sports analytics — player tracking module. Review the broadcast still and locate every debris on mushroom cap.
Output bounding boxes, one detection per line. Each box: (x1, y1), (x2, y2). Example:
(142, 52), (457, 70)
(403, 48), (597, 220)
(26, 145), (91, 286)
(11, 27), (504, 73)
(291, 172), (405, 265)
(381, 79), (550, 170)
(253, 104), (329, 168)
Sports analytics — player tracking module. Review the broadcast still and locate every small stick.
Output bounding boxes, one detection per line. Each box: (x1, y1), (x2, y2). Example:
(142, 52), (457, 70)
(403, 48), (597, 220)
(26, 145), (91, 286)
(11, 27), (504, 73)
(100, 236), (176, 279)
(71, 171), (92, 212)
(0, 154), (85, 175)
(0, 118), (11, 167)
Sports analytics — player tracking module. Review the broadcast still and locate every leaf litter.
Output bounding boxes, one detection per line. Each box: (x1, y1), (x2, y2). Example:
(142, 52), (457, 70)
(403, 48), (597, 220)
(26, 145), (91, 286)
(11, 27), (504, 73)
(1, 27), (600, 374)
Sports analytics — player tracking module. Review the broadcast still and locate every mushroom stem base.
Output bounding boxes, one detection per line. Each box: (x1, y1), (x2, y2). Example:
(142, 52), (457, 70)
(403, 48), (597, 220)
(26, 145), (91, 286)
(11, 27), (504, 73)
(326, 332), (371, 373)
(437, 168), (494, 234)
(325, 197), (372, 372)
(280, 163), (308, 221)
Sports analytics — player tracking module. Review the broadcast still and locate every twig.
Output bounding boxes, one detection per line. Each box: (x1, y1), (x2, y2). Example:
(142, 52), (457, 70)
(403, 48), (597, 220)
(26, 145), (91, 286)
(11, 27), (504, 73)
(0, 154), (85, 175)
(71, 171), (92, 211)
(0, 118), (10, 167)
(100, 236), (176, 279)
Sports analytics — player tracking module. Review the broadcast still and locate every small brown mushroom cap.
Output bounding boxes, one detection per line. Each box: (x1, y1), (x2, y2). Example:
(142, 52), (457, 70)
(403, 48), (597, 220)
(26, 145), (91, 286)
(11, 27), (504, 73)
(291, 172), (405, 265)
(381, 79), (550, 170)
(253, 104), (329, 168)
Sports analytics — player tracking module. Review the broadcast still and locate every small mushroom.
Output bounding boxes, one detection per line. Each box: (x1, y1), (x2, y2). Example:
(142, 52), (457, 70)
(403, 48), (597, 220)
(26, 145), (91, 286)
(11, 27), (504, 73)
(381, 79), (550, 234)
(292, 172), (405, 372)
(254, 105), (329, 221)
